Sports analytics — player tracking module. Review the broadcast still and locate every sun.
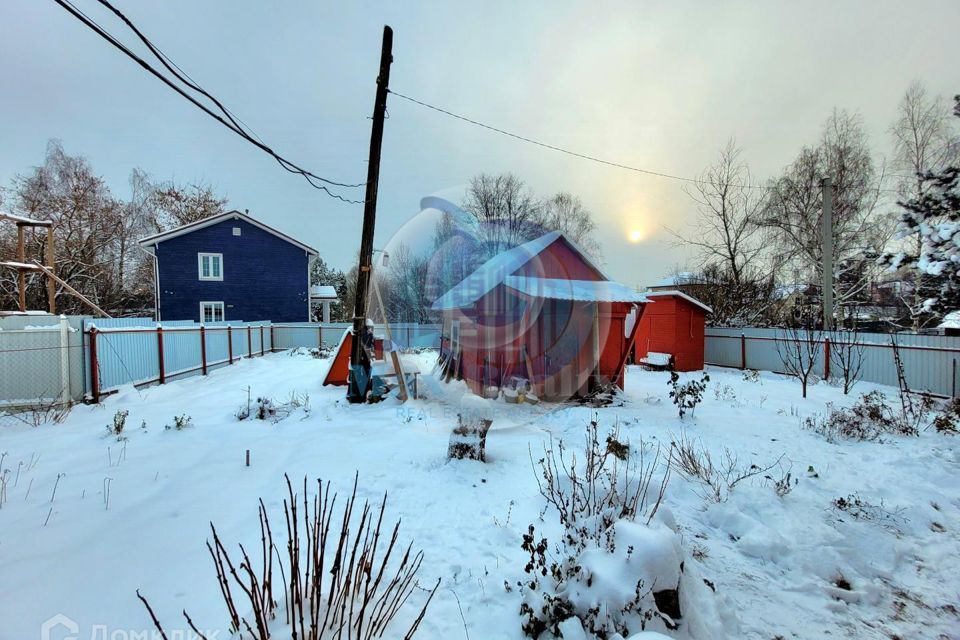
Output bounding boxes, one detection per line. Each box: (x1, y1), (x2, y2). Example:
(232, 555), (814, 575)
(628, 229), (644, 243)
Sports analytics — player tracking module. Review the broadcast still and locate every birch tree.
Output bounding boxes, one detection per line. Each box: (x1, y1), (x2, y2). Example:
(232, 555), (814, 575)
(759, 110), (894, 322)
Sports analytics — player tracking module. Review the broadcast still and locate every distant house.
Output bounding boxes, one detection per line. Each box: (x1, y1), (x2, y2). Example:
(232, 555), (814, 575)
(139, 210), (318, 323)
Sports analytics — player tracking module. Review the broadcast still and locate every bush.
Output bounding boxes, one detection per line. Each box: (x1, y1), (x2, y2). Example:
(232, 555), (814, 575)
(165, 414), (192, 431)
(931, 398), (960, 435)
(516, 419), (679, 637)
(669, 433), (783, 503)
(804, 391), (918, 442)
(668, 371), (709, 419)
(106, 410), (129, 439)
(137, 475), (438, 639)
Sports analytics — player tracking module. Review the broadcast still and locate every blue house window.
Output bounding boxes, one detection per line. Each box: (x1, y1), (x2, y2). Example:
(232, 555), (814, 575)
(200, 301), (225, 323)
(198, 253), (223, 281)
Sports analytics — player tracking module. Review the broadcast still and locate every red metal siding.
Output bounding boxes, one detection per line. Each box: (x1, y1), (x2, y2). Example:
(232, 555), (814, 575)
(512, 237), (604, 281)
(633, 296), (706, 371)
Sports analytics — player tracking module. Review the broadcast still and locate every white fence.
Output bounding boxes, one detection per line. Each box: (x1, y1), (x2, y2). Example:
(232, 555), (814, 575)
(0, 317), (442, 408)
(0, 315), (87, 407)
(705, 328), (960, 397)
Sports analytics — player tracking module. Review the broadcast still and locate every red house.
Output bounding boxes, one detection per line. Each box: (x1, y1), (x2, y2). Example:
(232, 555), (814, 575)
(633, 291), (711, 371)
(432, 231), (648, 400)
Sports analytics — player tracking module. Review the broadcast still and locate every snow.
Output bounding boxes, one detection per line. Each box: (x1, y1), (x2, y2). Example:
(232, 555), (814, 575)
(649, 272), (699, 288)
(309, 284), (338, 299)
(643, 291), (712, 313)
(939, 310), (960, 329)
(0, 211), (53, 226)
(639, 352), (672, 367)
(432, 231), (563, 309)
(504, 276), (648, 303)
(1, 353), (959, 639)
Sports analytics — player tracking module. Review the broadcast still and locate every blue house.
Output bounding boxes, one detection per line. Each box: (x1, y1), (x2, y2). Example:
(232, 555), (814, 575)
(138, 210), (318, 323)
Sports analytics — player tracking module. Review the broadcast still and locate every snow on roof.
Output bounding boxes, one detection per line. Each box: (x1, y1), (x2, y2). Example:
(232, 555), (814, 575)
(310, 285), (338, 299)
(431, 231), (562, 310)
(0, 211), (53, 226)
(138, 210), (318, 256)
(940, 310), (960, 329)
(650, 272), (698, 288)
(643, 290), (713, 313)
(505, 276), (648, 303)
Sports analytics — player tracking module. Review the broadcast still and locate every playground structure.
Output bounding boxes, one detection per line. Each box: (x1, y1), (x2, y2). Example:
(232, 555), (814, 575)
(0, 211), (110, 318)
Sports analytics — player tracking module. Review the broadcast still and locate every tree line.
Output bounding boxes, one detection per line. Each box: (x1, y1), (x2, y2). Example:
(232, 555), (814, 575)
(0, 139), (228, 316)
(670, 81), (959, 330)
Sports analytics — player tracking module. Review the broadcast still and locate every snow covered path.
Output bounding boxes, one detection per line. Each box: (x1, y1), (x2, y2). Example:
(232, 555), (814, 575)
(1, 351), (958, 639)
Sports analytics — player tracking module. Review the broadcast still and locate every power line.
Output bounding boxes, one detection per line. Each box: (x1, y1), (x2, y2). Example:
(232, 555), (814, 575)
(52, 0), (366, 203)
(389, 89), (914, 195)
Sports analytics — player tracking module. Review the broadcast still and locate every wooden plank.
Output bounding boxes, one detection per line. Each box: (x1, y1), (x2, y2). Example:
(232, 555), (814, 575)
(29, 260), (111, 318)
(370, 268), (408, 402)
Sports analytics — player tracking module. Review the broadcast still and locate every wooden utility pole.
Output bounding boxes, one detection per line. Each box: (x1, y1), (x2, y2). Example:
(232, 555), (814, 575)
(821, 177), (834, 331)
(348, 25), (393, 400)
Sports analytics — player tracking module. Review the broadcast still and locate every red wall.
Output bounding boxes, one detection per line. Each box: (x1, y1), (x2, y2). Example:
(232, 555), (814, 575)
(512, 237), (605, 281)
(634, 296), (706, 371)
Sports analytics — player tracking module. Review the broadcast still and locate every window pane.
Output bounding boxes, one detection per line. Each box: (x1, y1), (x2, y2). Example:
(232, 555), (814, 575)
(215, 305), (223, 322)
(201, 256), (210, 278)
(212, 256), (221, 278)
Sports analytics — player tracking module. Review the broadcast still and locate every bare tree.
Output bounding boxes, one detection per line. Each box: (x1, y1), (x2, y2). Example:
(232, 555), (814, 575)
(461, 173), (542, 257)
(533, 192), (600, 258)
(671, 139), (764, 284)
(776, 325), (824, 398)
(829, 328), (865, 395)
(692, 263), (777, 326)
(760, 110), (895, 321)
(889, 81), (960, 329)
(150, 180), (227, 231)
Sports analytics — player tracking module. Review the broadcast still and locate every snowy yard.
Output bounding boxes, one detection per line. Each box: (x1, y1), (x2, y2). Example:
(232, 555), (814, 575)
(1, 350), (958, 639)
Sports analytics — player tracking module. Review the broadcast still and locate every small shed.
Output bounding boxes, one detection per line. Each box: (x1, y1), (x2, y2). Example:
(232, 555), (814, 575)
(432, 231), (648, 400)
(310, 285), (339, 323)
(633, 290), (711, 372)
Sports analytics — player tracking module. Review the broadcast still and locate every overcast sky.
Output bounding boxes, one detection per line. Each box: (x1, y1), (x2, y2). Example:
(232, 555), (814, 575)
(2, 1), (958, 287)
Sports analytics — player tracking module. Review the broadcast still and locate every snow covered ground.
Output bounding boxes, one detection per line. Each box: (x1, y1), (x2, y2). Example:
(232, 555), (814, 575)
(1, 350), (958, 639)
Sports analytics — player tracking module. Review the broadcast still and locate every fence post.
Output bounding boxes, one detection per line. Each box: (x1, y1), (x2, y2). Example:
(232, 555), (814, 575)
(740, 333), (747, 370)
(59, 316), (70, 405)
(269, 325), (275, 353)
(200, 325), (208, 375)
(318, 325), (323, 349)
(823, 336), (831, 380)
(248, 325), (253, 358)
(228, 326), (233, 365)
(260, 325), (265, 356)
(157, 325), (166, 385)
(88, 327), (101, 404)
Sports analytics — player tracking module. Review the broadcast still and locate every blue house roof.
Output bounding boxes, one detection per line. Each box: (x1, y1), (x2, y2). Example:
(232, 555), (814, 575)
(138, 210), (318, 255)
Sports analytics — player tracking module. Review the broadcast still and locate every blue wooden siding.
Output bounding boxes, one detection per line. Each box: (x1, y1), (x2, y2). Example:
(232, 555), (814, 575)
(154, 217), (311, 322)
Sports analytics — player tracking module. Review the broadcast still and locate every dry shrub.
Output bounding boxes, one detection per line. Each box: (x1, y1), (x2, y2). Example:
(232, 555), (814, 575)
(139, 474), (438, 639)
(804, 390), (921, 443)
(669, 433), (783, 503)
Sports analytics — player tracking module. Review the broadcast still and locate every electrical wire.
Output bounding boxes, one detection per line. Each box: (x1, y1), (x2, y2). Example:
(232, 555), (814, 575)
(389, 89), (915, 195)
(52, 0), (366, 203)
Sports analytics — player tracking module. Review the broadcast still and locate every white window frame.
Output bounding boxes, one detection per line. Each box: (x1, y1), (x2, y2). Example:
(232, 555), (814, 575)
(198, 252), (224, 281)
(450, 319), (461, 354)
(200, 301), (225, 323)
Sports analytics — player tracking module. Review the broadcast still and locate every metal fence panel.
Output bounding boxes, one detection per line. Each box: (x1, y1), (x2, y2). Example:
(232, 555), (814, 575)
(271, 323), (441, 351)
(705, 328), (960, 397)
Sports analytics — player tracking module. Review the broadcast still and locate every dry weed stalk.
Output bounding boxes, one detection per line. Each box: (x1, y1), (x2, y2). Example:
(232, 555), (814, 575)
(140, 473), (438, 639)
(669, 433), (783, 502)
